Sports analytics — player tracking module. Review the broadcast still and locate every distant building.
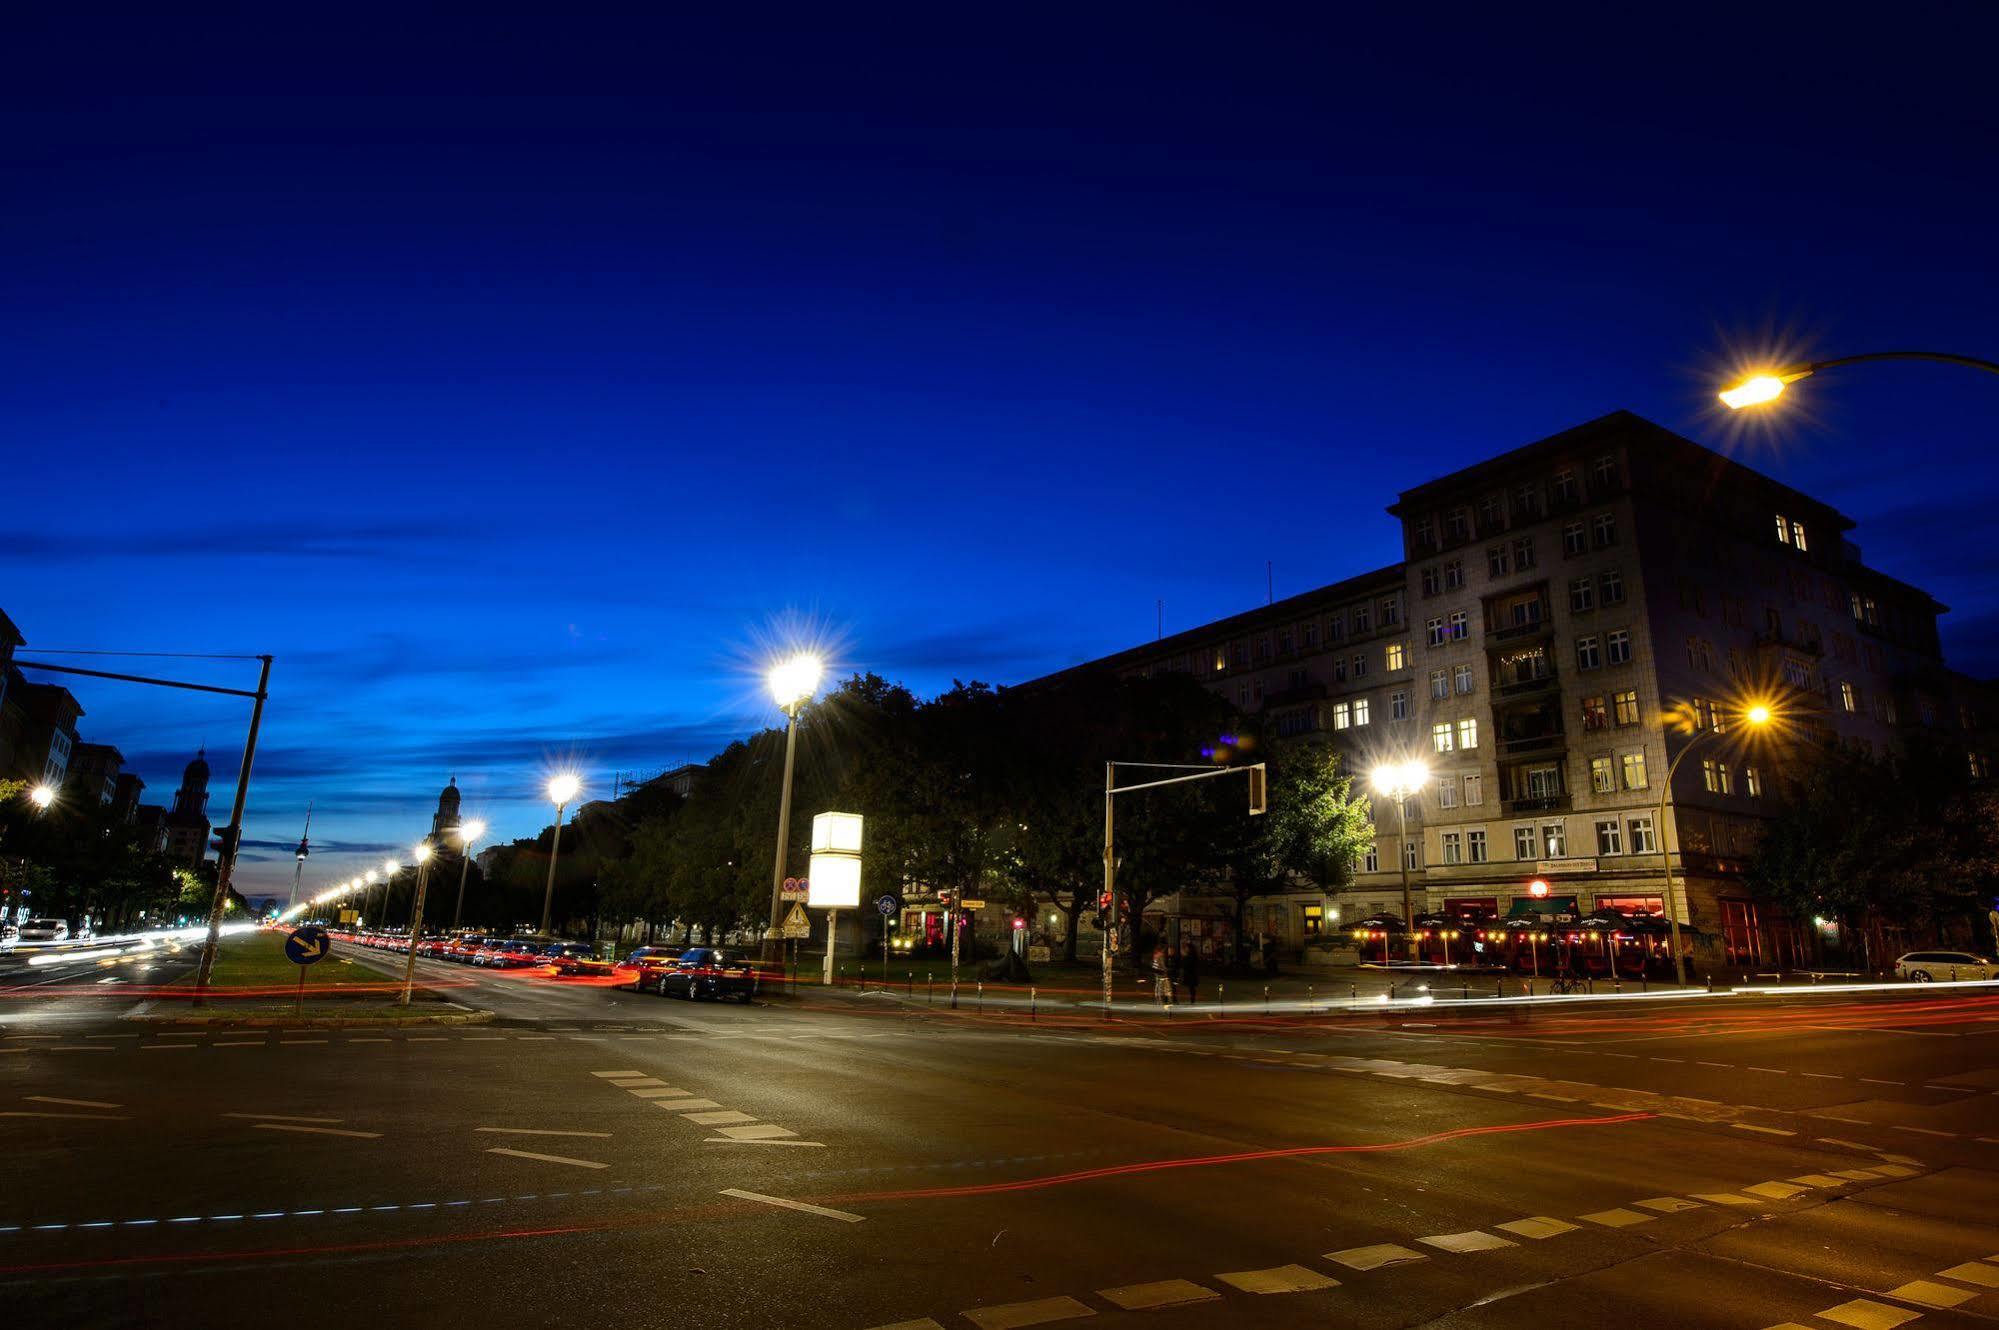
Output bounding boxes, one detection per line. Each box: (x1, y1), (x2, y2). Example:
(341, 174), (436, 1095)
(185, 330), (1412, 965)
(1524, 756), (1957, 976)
(652, 764), (703, 798)
(132, 805), (168, 855)
(68, 743), (124, 807)
(162, 750), (213, 867)
(8, 681), (84, 788)
(112, 771), (146, 822)
(429, 776), (463, 845)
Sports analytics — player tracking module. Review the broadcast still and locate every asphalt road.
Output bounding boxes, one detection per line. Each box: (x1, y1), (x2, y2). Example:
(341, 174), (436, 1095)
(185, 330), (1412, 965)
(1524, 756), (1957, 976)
(4, 948), (1998, 1330)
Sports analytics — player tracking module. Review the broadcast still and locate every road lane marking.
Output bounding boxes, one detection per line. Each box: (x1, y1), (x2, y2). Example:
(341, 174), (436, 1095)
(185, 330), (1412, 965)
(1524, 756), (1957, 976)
(486, 1147), (608, 1170)
(224, 1113), (342, 1123)
(252, 1123), (382, 1139)
(1891, 1126), (1956, 1138)
(1814, 1298), (1922, 1330)
(1731, 1123), (1795, 1136)
(1788, 1174), (1848, 1187)
(718, 1188), (862, 1223)
(1579, 1208), (1651, 1226)
(625, 1087), (691, 1099)
(1690, 1192), (1759, 1206)
(1890, 1279), (1975, 1307)
(0, 1110), (131, 1119)
(1742, 1182), (1808, 1200)
(474, 1128), (615, 1138)
(704, 1136), (826, 1147)
(1324, 1243), (1426, 1271)
(1938, 1261), (1999, 1288)
(1496, 1216), (1580, 1238)
(1215, 1264), (1338, 1294)
(1096, 1279), (1218, 1311)
(279, 1040), (329, 1045)
(716, 1124), (798, 1140)
(1418, 1231), (1516, 1253)
(684, 1110), (758, 1126)
(656, 1099), (724, 1112)
(1872, 1164), (1920, 1177)
(24, 1096), (121, 1109)
(214, 1040), (264, 1047)
(590, 1070), (646, 1077)
(607, 1077), (671, 1088)
(959, 1295), (1093, 1328)
(862, 1320), (946, 1329)
(1830, 1169), (1884, 1180)
(140, 1044), (194, 1050)
(1633, 1197), (1704, 1213)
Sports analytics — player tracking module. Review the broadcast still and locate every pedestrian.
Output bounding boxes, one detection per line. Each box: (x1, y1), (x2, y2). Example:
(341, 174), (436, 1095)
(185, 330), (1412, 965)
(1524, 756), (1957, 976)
(1151, 945), (1174, 1008)
(1179, 941), (1201, 1005)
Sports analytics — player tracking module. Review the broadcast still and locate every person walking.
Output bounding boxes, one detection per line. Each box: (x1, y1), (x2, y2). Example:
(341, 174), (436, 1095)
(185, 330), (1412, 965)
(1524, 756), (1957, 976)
(1179, 941), (1201, 1005)
(1150, 945), (1174, 1008)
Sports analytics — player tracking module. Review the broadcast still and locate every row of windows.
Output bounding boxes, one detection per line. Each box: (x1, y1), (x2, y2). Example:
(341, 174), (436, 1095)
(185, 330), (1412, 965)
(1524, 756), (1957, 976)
(1579, 690), (1642, 729)
(1365, 813), (1660, 871)
(1431, 718), (1480, 752)
(1409, 455), (1623, 551)
(1568, 570), (1626, 613)
(1575, 630), (1632, 670)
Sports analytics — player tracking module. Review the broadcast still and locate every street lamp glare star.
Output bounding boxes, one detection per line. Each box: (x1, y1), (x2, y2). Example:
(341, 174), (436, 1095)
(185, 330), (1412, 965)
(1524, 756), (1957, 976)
(1718, 372), (1801, 409)
(547, 773), (581, 805)
(458, 818), (486, 844)
(1745, 703), (1773, 726)
(1368, 760), (1430, 798)
(364, 871), (378, 885)
(412, 842), (434, 864)
(28, 784), (55, 809)
(768, 652), (824, 709)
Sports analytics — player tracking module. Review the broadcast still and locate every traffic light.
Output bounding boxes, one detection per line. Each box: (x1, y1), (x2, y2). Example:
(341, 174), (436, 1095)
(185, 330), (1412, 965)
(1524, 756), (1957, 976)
(211, 826), (241, 859)
(1247, 763), (1267, 815)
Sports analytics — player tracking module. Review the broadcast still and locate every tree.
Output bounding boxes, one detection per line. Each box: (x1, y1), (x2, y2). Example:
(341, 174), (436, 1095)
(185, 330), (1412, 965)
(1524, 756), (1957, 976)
(1212, 739), (1373, 962)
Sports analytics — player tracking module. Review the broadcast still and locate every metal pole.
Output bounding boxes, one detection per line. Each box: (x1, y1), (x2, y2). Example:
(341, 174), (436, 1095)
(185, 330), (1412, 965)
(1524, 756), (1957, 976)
(398, 859), (433, 1007)
(452, 846), (473, 931)
(766, 704), (801, 958)
(193, 656), (271, 1004)
(539, 800), (568, 936)
(1102, 762), (1115, 1015)
(949, 904), (961, 1005)
(1395, 791), (1413, 962)
(822, 907), (839, 986)
(1658, 734), (1706, 987)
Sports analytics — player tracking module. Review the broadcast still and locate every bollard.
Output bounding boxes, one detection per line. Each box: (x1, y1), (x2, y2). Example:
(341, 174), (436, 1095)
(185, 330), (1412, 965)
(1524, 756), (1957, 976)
(1351, 982), (1358, 1005)
(927, 973), (934, 1006)
(1706, 974), (1714, 993)
(977, 981), (983, 1013)
(1031, 986), (1037, 1021)
(1218, 983), (1225, 1015)
(1494, 980), (1502, 999)
(1264, 985), (1270, 1015)
(1307, 984), (1315, 1014)
(1461, 982), (1469, 1002)
(1811, 970), (1818, 985)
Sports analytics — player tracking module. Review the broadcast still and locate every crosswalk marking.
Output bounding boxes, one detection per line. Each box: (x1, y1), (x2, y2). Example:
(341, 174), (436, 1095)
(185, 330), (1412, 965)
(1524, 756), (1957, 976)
(1888, 1279), (1975, 1307)
(960, 1296), (1094, 1329)
(1938, 1261), (1999, 1288)
(1214, 1264), (1338, 1294)
(1095, 1279), (1217, 1311)
(1324, 1243), (1426, 1271)
(1813, 1298), (1922, 1330)
(1579, 1207), (1651, 1227)
(1496, 1216), (1578, 1239)
(1634, 1197), (1704, 1214)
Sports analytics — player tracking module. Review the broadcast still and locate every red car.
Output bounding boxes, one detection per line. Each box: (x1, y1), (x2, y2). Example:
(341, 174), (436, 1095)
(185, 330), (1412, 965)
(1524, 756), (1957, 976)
(542, 941), (616, 977)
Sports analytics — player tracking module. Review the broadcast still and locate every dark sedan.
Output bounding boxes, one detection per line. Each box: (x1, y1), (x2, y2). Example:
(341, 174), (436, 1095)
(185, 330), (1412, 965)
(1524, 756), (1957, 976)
(646, 947), (758, 1002)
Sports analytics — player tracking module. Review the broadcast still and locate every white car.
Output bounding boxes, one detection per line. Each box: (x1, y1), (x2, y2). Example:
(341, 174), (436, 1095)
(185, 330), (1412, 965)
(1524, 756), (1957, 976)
(17, 918), (69, 943)
(1895, 950), (1996, 982)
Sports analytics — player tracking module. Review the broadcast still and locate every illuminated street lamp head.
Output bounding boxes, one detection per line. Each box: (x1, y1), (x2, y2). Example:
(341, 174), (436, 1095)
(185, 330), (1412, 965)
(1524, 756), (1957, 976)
(767, 652), (824, 709)
(547, 773), (581, 806)
(458, 818), (486, 844)
(28, 784), (55, 809)
(364, 871), (378, 886)
(1745, 703), (1773, 726)
(1719, 368), (1813, 409)
(382, 859), (400, 875)
(1368, 760), (1431, 799)
(412, 842), (434, 864)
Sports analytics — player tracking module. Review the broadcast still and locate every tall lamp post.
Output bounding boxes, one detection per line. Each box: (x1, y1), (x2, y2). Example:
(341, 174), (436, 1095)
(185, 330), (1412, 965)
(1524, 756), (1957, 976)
(764, 653), (824, 959)
(397, 842), (435, 1007)
(1720, 350), (1999, 409)
(451, 818), (486, 931)
(1655, 702), (1772, 986)
(1369, 760), (1432, 963)
(540, 774), (580, 937)
(362, 870), (380, 926)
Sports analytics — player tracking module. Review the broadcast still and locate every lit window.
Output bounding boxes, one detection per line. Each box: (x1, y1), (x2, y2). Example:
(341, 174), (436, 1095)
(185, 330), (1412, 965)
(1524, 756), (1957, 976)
(1840, 681), (1856, 713)
(1596, 819), (1623, 856)
(1590, 755), (1615, 794)
(1627, 816), (1656, 854)
(1791, 520), (1808, 552)
(1744, 766), (1761, 797)
(1581, 695), (1608, 730)
(1622, 751), (1648, 790)
(1457, 718), (1479, 749)
(1432, 723), (1454, 753)
(1717, 763), (1732, 795)
(1701, 758), (1721, 792)
(1613, 690), (1639, 725)
(1332, 702), (1351, 730)
(1353, 697), (1370, 726)
(1441, 832), (1463, 865)
(1386, 643), (1406, 671)
(1542, 823), (1567, 858)
(1775, 513), (1790, 545)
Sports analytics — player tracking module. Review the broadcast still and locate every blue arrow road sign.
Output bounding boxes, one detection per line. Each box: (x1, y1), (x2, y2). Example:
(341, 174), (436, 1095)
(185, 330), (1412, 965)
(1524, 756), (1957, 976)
(284, 926), (330, 966)
(875, 894), (899, 916)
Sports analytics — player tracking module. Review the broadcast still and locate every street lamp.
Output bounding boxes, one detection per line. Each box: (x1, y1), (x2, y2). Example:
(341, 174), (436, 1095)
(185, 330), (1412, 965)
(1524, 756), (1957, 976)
(540, 774), (581, 937)
(27, 784), (55, 810)
(397, 842), (436, 1006)
(451, 818), (486, 932)
(764, 652), (824, 958)
(1656, 701), (1774, 985)
(1720, 351), (1999, 409)
(1369, 760), (1432, 963)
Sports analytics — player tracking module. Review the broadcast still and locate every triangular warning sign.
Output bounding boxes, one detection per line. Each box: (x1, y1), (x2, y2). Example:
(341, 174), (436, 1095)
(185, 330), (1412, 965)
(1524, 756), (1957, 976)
(780, 903), (812, 938)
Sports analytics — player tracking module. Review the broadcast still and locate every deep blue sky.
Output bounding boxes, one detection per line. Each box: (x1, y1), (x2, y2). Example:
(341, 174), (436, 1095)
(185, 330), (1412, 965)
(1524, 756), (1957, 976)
(5, 6), (1995, 899)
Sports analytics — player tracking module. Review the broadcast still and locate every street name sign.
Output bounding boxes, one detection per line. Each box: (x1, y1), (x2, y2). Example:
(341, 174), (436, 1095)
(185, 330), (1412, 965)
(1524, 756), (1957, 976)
(284, 925), (330, 966)
(960, 899), (987, 910)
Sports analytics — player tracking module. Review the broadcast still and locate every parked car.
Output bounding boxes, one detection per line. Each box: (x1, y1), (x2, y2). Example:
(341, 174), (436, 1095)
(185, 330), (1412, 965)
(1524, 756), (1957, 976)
(18, 919), (70, 943)
(650, 947), (758, 1003)
(446, 935), (492, 963)
(623, 945), (680, 967)
(543, 941), (616, 977)
(0, 922), (17, 953)
(1896, 950), (1996, 982)
(486, 939), (546, 969)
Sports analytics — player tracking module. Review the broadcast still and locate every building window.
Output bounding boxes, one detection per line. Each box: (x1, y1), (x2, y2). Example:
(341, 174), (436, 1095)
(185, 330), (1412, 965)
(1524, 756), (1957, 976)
(1590, 755), (1616, 794)
(1701, 758), (1720, 792)
(1592, 513), (1617, 547)
(1437, 777), (1459, 809)
(1364, 844), (1380, 873)
(1353, 698), (1371, 726)
(1386, 642), (1406, 671)
(1457, 718), (1479, 749)
(1454, 664), (1474, 694)
(1570, 577), (1595, 613)
(1467, 829), (1488, 863)
(1582, 695), (1609, 731)
(1427, 617), (1447, 647)
(1513, 537), (1537, 571)
(1576, 636), (1601, 670)
(1687, 638), (1713, 672)
(1775, 513), (1790, 546)
(1421, 566), (1441, 596)
(1430, 669), (1449, 700)
(1443, 560), (1464, 591)
(1432, 723), (1454, 753)
(1745, 766), (1761, 798)
(1515, 484), (1542, 518)
(1329, 613), (1346, 640)
(1840, 681), (1857, 713)
(1403, 840), (1422, 870)
(1352, 653), (1367, 678)
(1278, 629), (1293, 654)
(1717, 762), (1732, 794)
(1237, 684), (1250, 706)
(1447, 507), (1470, 541)
(1563, 521), (1586, 556)
(1513, 825), (1537, 859)
(1480, 494), (1505, 530)
(1542, 822), (1567, 858)
(1622, 751), (1649, 790)
(1441, 831), (1463, 865)
(1592, 454), (1617, 490)
(1596, 819), (1623, 856)
(1332, 702), (1351, 730)
(1390, 689), (1409, 721)
(1380, 597), (1400, 626)
(1606, 630), (1631, 665)
(1303, 622), (1318, 648)
(1487, 545), (1510, 578)
(1413, 517), (1435, 550)
(1449, 611), (1469, 641)
(1464, 774), (1483, 806)
(1613, 689), (1639, 725)
(1334, 656), (1348, 682)
(1600, 568), (1625, 604)
(1627, 816), (1657, 854)
(1791, 520), (1808, 552)
(1553, 467), (1578, 502)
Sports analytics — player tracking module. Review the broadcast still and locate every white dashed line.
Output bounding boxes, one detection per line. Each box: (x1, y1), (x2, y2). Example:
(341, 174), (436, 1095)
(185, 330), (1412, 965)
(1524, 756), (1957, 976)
(718, 1188), (862, 1223)
(486, 1147), (608, 1170)
(24, 1096), (122, 1109)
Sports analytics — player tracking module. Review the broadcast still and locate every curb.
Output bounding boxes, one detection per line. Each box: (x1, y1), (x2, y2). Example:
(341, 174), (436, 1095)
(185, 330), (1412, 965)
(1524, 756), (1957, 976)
(119, 1007), (497, 1030)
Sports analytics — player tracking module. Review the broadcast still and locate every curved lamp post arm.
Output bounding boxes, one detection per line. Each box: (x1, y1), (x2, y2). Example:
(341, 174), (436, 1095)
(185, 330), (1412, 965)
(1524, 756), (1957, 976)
(1656, 729), (1715, 988)
(1795, 350), (1999, 379)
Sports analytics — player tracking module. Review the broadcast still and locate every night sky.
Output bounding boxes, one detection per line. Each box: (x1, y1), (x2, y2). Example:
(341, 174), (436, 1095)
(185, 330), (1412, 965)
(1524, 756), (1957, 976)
(5, 7), (1995, 899)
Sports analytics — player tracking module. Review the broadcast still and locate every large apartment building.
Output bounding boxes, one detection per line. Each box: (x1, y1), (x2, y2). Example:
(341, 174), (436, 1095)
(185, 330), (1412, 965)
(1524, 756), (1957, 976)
(1045, 411), (1992, 968)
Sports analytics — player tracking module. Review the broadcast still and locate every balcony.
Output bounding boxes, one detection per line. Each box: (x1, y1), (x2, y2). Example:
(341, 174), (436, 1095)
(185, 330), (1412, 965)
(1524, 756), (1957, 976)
(1499, 731), (1567, 757)
(1488, 616), (1553, 644)
(1493, 667), (1559, 698)
(1502, 793), (1572, 815)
